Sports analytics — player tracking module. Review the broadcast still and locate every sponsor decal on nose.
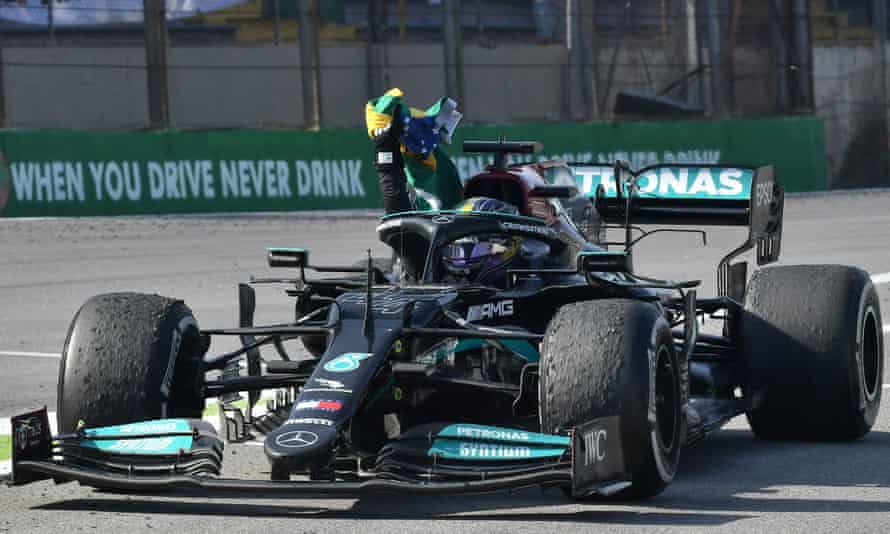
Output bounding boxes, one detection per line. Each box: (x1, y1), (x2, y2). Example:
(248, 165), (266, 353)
(295, 400), (343, 412)
(323, 352), (372, 373)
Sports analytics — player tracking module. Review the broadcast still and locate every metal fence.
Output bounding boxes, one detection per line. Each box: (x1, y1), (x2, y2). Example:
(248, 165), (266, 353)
(0, 0), (888, 185)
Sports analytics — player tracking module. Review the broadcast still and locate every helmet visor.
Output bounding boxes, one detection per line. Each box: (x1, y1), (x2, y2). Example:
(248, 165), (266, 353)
(442, 237), (510, 271)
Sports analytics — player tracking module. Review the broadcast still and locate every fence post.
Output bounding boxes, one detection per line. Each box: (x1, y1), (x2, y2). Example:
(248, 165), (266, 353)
(0, 46), (5, 128)
(873, 0), (889, 184)
(565, 0), (597, 119)
(566, 0), (582, 119)
(299, 0), (321, 129)
(791, 0), (812, 110)
(706, 0), (730, 116)
(769, 0), (789, 113)
(273, 0), (281, 46)
(443, 0), (463, 104)
(366, 0), (385, 98)
(670, 0), (698, 105)
(48, 0), (56, 45)
(143, 0), (169, 130)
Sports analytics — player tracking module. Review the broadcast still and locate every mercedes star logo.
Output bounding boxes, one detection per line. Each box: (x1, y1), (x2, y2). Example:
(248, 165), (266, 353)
(275, 430), (319, 448)
(431, 214), (454, 224)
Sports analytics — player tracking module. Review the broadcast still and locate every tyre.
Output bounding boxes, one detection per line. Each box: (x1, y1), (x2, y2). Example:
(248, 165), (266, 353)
(299, 256), (395, 358)
(57, 293), (206, 433)
(741, 265), (883, 440)
(298, 296), (328, 358)
(540, 299), (684, 500)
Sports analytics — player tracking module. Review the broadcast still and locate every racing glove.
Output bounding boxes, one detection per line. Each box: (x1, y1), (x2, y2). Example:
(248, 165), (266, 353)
(372, 104), (413, 214)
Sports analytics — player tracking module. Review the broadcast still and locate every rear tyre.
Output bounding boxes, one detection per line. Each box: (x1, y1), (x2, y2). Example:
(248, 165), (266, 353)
(57, 293), (206, 433)
(741, 265), (883, 440)
(540, 299), (684, 501)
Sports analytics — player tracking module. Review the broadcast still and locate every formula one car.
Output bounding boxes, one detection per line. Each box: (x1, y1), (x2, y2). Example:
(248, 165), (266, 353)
(9, 141), (883, 501)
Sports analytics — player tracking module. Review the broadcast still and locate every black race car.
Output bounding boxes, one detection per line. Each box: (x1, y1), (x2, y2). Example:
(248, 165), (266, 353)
(9, 141), (883, 501)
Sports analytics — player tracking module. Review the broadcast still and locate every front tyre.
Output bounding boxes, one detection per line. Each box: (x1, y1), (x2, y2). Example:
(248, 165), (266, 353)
(57, 293), (206, 433)
(540, 299), (684, 500)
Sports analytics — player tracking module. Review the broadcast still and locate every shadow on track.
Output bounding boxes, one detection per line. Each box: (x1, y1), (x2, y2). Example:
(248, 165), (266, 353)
(653, 427), (890, 514)
(32, 428), (890, 526)
(35, 497), (744, 527)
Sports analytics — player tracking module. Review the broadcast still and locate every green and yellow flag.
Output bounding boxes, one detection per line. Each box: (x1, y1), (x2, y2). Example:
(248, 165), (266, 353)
(365, 88), (463, 210)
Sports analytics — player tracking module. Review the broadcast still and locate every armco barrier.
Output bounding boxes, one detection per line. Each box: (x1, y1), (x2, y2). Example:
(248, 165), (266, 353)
(0, 117), (827, 217)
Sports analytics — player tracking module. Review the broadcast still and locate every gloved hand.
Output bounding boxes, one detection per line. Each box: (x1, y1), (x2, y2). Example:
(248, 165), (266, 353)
(371, 104), (405, 173)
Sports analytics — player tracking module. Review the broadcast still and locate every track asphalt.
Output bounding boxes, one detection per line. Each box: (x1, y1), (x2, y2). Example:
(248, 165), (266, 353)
(1, 192), (890, 533)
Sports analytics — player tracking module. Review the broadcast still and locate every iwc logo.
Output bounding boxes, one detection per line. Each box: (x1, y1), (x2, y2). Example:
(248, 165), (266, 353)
(0, 149), (10, 215)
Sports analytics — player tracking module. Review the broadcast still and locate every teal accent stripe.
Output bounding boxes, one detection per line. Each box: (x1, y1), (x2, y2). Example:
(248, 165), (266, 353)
(500, 339), (540, 362)
(80, 435), (193, 456)
(452, 339), (539, 363)
(79, 419), (195, 456)
(82, 419), (192, 438)
(267, 247), (308, 253)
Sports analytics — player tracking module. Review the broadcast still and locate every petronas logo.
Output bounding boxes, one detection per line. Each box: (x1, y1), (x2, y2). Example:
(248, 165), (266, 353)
(0, 150), (9, 214)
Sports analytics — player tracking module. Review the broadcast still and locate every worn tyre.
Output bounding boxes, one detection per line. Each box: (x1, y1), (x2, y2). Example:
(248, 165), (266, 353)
(741, 265), (883, 440)
(540, 299), (684, 500)
(57, 293), (206, 433)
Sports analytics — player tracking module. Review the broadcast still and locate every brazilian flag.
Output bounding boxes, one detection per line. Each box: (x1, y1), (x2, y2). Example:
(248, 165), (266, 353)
(365, 88), (463, 211)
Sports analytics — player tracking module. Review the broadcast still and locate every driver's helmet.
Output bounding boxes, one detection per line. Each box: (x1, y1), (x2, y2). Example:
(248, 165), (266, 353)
(441, 197), (522, 287)
(455, 196), (520, 216)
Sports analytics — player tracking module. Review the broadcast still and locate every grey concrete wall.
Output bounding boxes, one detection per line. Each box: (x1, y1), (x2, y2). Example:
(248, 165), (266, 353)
(168, 46), (304, 129)
(463, 44), (567, 123)
(591, 46), (671, 115)
(0, 42), (764, 130)
(385, 44), (447, 117)
(2, 45), (306, 130)
(813, 45), (888, 188)
(318, 45), (367, 129)
(3, 47), (148, 129)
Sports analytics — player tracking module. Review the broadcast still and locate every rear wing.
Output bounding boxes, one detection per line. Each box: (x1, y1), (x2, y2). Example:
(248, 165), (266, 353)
(571, 163), (784, 298)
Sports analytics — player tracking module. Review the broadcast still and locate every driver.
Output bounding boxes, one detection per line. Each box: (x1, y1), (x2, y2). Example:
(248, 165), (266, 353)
(441, 197), (522, 287)
(369, 93), (548, 287)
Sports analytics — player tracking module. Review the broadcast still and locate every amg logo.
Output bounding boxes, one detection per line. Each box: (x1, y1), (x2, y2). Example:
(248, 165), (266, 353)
(467, 300), (514, 322)
(583, 428), (608, 466)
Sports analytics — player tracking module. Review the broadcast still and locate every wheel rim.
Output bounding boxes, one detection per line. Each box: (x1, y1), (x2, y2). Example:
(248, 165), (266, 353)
(654, 345), (679, 454)
(862, 308), (880, 401)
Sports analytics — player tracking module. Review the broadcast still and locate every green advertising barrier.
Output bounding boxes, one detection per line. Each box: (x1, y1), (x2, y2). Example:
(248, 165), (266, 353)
(0, 117), (826, 217)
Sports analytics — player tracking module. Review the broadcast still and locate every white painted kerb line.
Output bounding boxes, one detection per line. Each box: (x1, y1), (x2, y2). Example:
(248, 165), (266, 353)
(0, 350), (59, 359)
(871, 272), (890, 285)
(870, 273), (890, 334)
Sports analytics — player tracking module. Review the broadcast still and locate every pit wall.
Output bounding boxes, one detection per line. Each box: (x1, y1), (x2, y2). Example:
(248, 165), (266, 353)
(0, 117), (827, 217)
